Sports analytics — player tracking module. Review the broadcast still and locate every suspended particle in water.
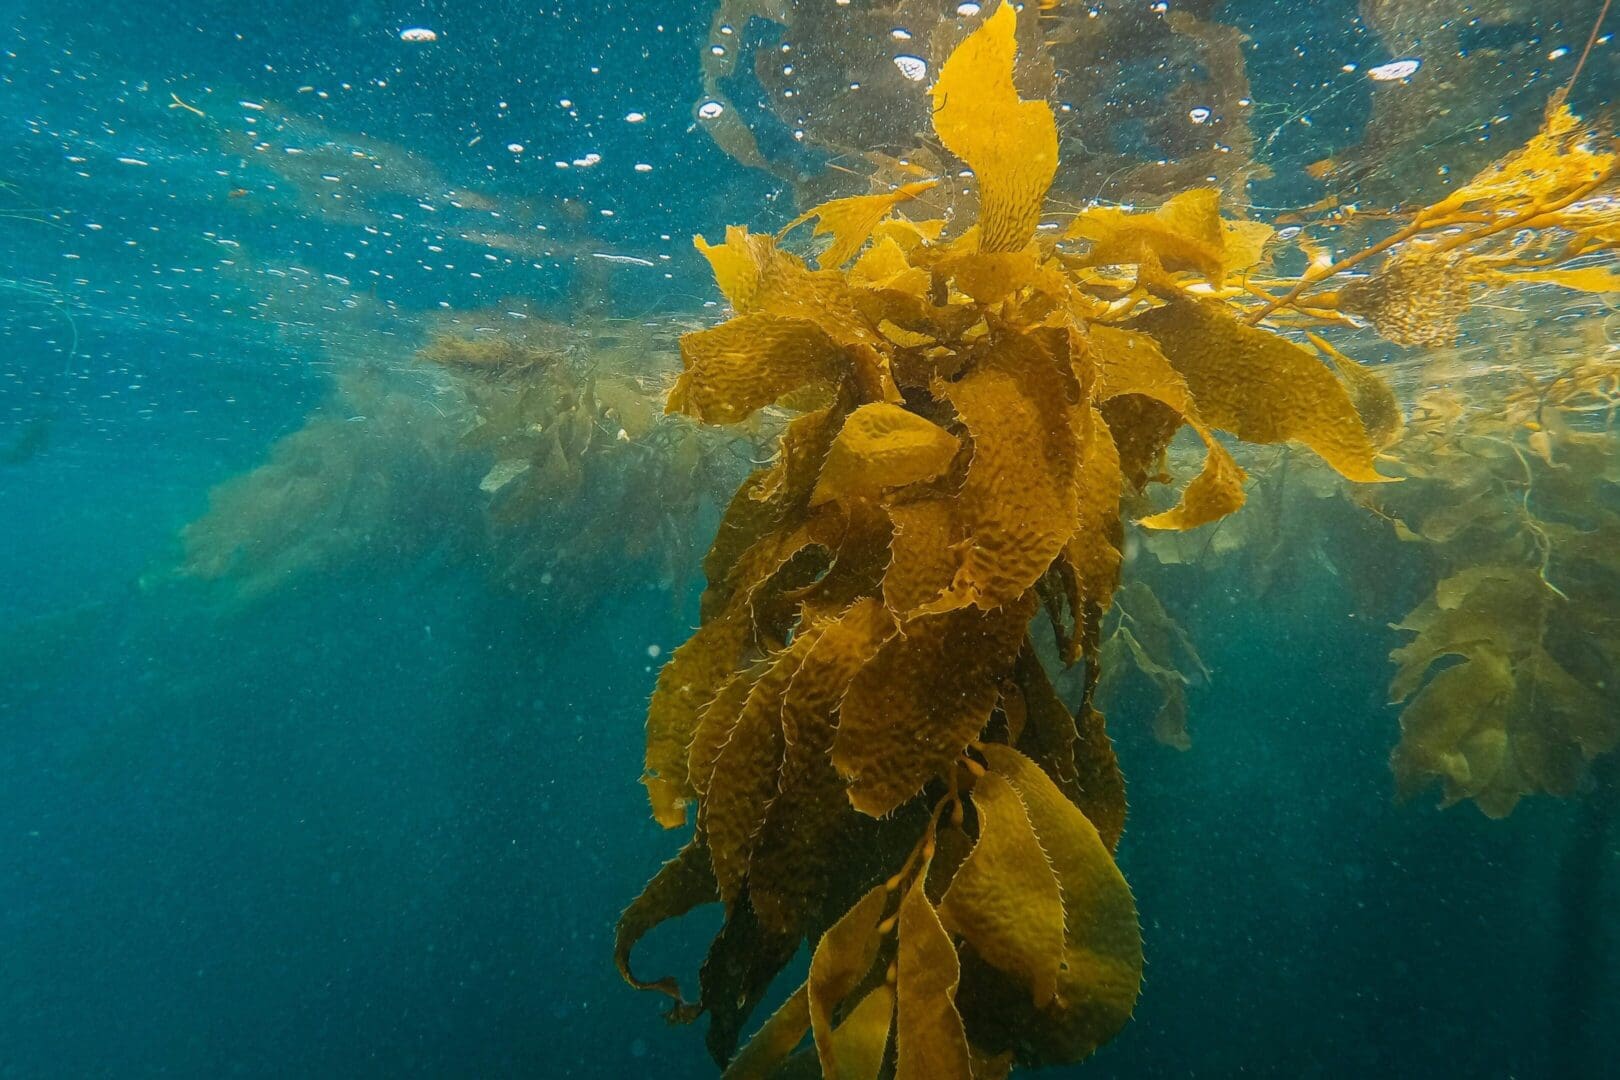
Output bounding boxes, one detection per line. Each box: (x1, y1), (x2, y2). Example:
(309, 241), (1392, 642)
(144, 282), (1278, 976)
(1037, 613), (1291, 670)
(697, 100), (725, 119)
(891, 28), (913, 40)
(507, 142), (524, 153)
(624, 111), (646, 123)
(893, 55), (928, 81)
(957, 3), (982, 15)
(1367, 58), (1421, 81)
(399, 27), (437, 43)
(1188, 107), (1212, 124)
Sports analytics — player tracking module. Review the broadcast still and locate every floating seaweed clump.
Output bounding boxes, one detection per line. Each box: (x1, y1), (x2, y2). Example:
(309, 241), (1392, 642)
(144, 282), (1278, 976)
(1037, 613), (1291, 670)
(173, 316), (735, 619)
(617, 6), (1406, 1075)
(1372, 355), (1620, 817)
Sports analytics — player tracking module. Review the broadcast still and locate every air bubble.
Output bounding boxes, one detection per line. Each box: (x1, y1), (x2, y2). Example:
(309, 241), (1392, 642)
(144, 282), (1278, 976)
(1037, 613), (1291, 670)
(893, 55), (928, 82)
(1368, 58), (1421, 81)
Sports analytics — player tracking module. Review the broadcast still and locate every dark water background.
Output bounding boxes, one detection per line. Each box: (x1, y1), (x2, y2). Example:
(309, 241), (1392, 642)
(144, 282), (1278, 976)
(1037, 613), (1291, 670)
(3, 1), (1618, 1076)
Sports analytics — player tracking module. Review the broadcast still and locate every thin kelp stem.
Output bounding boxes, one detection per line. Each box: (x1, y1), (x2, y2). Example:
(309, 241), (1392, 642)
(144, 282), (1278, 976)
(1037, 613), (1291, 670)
(1556, 0), (1614, 107)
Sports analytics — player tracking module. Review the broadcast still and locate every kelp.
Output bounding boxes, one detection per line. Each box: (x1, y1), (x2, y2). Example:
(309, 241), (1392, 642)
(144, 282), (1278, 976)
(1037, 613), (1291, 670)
(1094, 582), (1210, 751)
(1370, 353), (1620, 817)
(618, 5), (1412, 1073)
(172, 315), (737, 621)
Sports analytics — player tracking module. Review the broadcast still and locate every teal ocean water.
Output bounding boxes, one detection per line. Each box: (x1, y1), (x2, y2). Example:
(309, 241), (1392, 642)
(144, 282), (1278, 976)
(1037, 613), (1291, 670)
(3, 2), (1618, 1077)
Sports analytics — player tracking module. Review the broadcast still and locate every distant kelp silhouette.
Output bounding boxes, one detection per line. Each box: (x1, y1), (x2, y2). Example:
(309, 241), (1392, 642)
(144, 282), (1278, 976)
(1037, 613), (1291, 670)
(172, 315), (737, 619)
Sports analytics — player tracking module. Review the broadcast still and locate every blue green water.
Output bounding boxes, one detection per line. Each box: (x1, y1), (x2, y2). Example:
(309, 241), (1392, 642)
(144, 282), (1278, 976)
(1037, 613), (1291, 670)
(3, 1), (1618, 1076)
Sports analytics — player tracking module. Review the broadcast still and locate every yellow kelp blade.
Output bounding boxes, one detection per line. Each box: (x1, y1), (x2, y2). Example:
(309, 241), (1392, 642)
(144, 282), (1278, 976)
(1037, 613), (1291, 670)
(670, 314), (849, 424)
(833, 595), (1034, 817)
(695, 225), (770, 310)
(782, 180), (940, 269)
(931, 1), (1058, 253)
(1086, 325), (1247, 531)
(614, 840), (717, 1016)
(828, 984), (895, 1080)
(927, 330), (1083, 611)
(643, 611), (751, 827)
(1137, 426), (1248, 531)
(971, 744), (1142, 1066)
(1133, 294), (1389, 484)
(701, 630), (820, 901)
(722, 984), (811, 1080)
(1067, 188), (1272, 288)
(809, 885), (889, 1075)
(810, 402), (960, 506)
(1305, 332), (1404, 449)
(1429, 103), (1616, 218)
(1479, 265), (1620, 294)
(939, 771), (1065, 1007)
(896, 873), (973, 1080)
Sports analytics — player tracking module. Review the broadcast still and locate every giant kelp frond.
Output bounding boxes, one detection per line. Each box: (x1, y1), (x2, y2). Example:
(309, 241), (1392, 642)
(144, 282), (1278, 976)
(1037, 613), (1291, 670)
(618, 5), (1397, 1074)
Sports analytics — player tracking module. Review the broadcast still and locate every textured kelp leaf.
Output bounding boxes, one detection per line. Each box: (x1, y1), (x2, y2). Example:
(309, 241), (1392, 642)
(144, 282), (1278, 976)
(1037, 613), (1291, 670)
(752, 601), (896, 933)
(1066, 188), (1270, 288)
(896, 874), (973, 1080)
(851, 236), (930, 294)
(645, 610), (753, 827)
(1097, 583), (1207, 749)
(701, 894), (804, 1066)
(723, 984), (811, 1080)
(809, 884), (889, 1077)
(689, 668), (764, 801)
(1082, 323), (1198, 411)
(1306, 332), (1403, 449)
(811, 403), (960, 507)
(704, 630), (822, 901)
(938, 248), (1046, 305)
(828, 984), (895, 1080)
(1137, 430), (1248, 531)
(704, 409), (839, 616)
(1387, 567), (1619, 817)
(1065, 411), (1124, 625)
(1085, 325), (1245, 529)
(671, 314), (849, 425)
(615, 840), (718, 1017)
(970, 744), (1142, 1066)
(1390, 649), (1518, 816)
(783, 181), (939, 270)
(1387, 567), (1544, 702)
(930, 1), (1057, 253)
(940, 771), (1065, 1007)
(834, 595), (1034, 817)
(882, 497), (962, 615)
(1012, 648), (1125, 852)
(696, 225), (774, 310)
(1133, 294), (1387, 483)
(792, 507), (896, 628)
(1094, 393), (1179, 492)
(928, 331), (1082, 610)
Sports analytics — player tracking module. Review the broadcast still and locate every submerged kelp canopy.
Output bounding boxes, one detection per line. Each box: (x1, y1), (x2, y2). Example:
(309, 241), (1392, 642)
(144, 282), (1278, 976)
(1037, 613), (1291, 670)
(170, 313), (736, 618)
